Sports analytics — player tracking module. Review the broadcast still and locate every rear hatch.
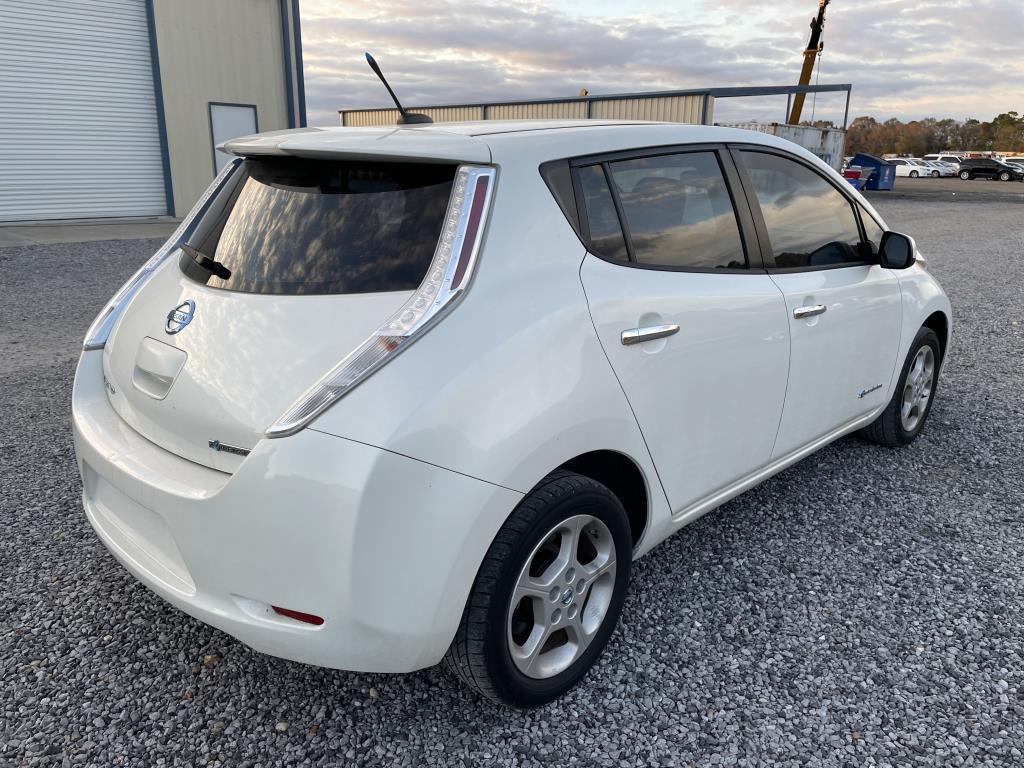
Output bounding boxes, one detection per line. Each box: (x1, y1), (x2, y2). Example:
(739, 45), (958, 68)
(103, 155), (459, 472)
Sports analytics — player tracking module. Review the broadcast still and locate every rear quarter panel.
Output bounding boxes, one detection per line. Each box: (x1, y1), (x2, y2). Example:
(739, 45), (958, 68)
(310, 145), (673, 555)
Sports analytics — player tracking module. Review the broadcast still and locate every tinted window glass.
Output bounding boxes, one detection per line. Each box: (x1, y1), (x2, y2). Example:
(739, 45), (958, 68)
(577, 164), (628, 261)
(859, 205), (885, 258)
(741, 151), (863, 269)
(188, 157), (455, 295)
(607, 152), (745, 269)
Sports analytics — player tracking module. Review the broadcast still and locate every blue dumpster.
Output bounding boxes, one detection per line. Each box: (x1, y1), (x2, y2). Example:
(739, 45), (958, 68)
(851, 153), (896, 191)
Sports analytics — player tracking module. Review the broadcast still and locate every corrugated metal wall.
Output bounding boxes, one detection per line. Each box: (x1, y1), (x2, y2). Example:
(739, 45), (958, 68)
(589, 95), (708, 123)
(487, 101), (589, 120)
(343, 106), (484, 126)
(0, 0), (167, 221)
(340, 94), (711, 127)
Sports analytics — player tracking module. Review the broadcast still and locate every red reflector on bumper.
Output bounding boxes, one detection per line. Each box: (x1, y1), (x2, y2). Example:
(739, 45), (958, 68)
(272, 606), (325, 626)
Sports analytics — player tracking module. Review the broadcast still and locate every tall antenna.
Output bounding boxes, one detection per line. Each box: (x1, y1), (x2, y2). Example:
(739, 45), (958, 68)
(364, 52), (433, 125)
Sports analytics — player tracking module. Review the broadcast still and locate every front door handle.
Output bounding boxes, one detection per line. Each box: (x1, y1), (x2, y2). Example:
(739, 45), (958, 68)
(793, 304), (827, 319)
(621, 324), (680, 346)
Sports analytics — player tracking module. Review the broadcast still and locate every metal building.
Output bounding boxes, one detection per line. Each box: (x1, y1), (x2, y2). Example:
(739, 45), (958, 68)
(0, 0), (305, 223)
(340, 90), (714, 128)
(338, 85), (853, 133)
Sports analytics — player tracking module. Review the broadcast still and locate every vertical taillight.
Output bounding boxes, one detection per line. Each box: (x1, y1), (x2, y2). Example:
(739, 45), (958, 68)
(82, 158), (243, 351)
(265, 164), (496, 438)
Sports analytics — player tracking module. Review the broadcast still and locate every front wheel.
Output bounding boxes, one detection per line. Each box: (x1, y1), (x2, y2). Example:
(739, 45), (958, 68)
(909, 170), (919, 178)
(931, 170), (940, 177)
(959, 170), (971, 180)
(999, 171), (1012, 182)
(859, 327), (941, 447)
(445, 471), (632, 706)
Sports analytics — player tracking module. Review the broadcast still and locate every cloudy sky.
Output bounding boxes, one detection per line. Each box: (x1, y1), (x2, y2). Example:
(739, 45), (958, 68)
(299, 0), (1023, 127)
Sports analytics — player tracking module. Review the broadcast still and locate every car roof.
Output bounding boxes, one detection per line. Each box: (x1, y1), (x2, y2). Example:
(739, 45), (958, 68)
(220, 120), (828, 166)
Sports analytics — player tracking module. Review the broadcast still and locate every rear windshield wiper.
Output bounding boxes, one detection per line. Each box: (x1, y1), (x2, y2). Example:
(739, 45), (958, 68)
(181, 243), (231, 280)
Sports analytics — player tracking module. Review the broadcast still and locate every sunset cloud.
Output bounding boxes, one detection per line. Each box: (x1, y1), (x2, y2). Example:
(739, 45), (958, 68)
(299, 0), (1024, 126)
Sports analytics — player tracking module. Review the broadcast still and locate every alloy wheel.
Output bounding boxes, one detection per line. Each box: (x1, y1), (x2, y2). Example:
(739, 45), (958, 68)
(901, 345), (935, 432)
(507, 514), (617, 679)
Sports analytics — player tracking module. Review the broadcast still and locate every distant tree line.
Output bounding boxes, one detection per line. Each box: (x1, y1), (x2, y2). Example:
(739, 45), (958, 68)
(833, 112), (1024, 157)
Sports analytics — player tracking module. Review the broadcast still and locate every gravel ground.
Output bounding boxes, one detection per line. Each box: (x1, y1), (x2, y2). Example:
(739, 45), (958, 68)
(2, 191), (1023, 767)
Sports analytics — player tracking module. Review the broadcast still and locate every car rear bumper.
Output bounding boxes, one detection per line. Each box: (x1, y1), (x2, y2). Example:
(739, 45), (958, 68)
(72, 351), (522, 672)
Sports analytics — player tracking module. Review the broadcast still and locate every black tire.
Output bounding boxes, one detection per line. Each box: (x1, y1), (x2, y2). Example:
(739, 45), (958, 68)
(931, 171), (940, 178)
(859, 327), (941, 447)
(959, 170), (971, 180)
(909, 170), (919, 178)
(444, 470), (632, 707)
(999, 171), (1011, 182)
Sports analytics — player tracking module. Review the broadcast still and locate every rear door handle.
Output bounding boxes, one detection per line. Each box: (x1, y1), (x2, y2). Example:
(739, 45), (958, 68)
(793, 304), (827, 319)
(621, 324), (680, 346)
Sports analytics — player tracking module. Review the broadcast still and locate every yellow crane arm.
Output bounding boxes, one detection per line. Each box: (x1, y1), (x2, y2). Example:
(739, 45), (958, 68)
(788, 0), (829, 125)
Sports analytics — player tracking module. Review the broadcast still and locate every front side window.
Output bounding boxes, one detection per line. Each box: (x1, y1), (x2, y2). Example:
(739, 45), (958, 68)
(859, 205), (885, 258)
(605, 152), (746, 269)
(187, 157), (456, 295)
(740, 151), (864, 269)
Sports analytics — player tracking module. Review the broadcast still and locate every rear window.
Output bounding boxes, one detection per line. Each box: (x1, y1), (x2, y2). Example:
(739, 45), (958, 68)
(187, 157), (456, 295)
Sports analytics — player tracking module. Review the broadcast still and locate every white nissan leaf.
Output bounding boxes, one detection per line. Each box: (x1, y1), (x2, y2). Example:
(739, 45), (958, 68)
(73, 120), (951, 706)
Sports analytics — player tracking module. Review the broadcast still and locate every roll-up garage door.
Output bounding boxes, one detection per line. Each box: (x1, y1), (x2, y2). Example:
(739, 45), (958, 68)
(0, 0), (168, 221)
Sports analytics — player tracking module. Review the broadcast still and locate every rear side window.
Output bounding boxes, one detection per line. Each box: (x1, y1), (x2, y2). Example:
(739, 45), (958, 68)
(740, 151), (864, 270)
(577, 164), (629, 262)
(606, 152), (746, 270)
(187, 157), (456, 295)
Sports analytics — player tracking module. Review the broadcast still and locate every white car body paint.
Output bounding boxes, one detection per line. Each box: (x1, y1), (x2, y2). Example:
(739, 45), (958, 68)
(73, 120), (952, 672)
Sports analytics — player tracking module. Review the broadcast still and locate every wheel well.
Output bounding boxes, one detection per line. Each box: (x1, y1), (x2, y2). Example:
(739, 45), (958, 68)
(558, 451), (648, 548)
(923, 311), (948, 361)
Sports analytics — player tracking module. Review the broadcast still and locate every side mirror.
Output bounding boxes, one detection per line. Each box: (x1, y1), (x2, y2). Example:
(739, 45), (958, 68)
(878, 231), (916, 269)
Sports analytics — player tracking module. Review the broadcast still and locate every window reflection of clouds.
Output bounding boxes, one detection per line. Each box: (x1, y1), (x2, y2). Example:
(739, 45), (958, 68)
(742, 153), (861, 269)
(578, 165), (629, 262)
(610, 152), (745, 269)
(205, 160), (454, 295)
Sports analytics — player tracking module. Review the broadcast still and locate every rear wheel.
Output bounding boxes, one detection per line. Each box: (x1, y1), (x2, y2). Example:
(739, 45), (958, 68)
(859, 327), (940, 447)
(959, 170), (971, 180)
(445, 471), (631, 706)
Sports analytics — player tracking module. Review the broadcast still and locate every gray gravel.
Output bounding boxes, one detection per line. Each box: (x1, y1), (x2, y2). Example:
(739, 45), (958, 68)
(2, 190), (1023, 767)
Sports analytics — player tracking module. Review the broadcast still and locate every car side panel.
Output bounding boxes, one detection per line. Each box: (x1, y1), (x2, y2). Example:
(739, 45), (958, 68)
(892, 265), (953, 381)
(311, 158), (675, 555)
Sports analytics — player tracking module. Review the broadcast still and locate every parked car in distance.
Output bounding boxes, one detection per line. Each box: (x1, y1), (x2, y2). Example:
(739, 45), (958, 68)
(1003, 157), (1024, 166)
(916, 159), (955, 177)
(958, 157), (1024, 181)
(72, 120), (952, 706)
(890, 158), (935, 177)
(923, 153), (963, 166)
